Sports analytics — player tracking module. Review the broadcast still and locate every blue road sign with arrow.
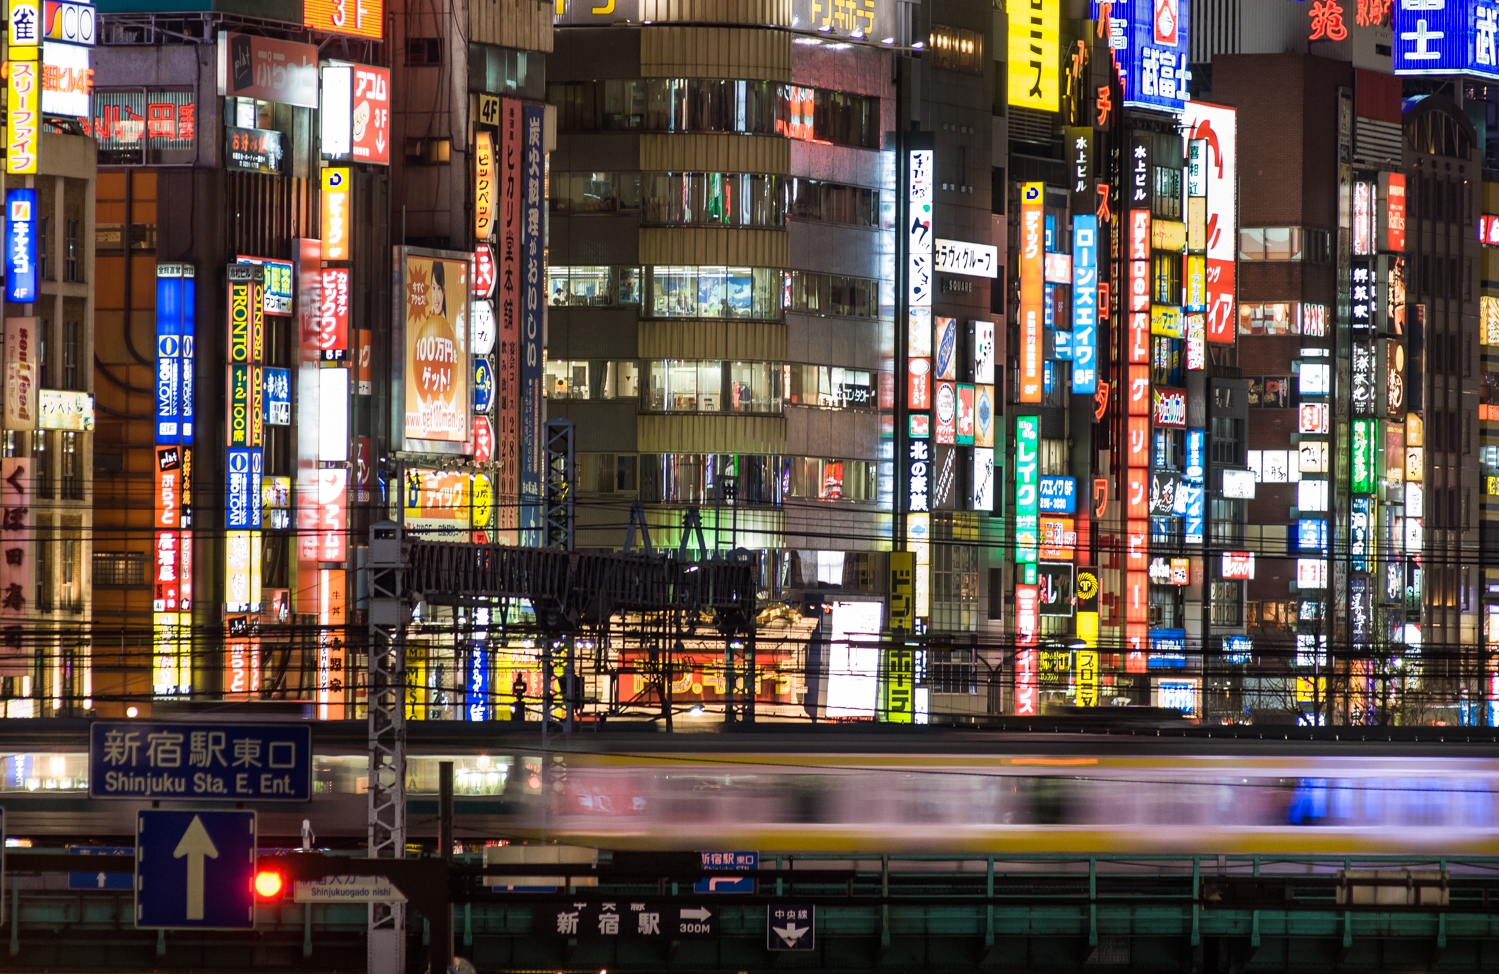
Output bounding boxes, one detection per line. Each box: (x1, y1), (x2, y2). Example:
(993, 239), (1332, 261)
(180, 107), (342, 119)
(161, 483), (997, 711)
(693, 850), (756, 894)
(68, 846), (134, 890)
(135, 810), (256, 929)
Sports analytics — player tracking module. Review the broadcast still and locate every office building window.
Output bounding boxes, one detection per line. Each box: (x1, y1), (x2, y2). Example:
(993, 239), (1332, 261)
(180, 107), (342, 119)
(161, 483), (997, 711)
(641, 172), (786, 228)
(787, 179), (880, 227)
(1152, 167), (1182, 220)
(34, 517), (52, 613)
(929, 647), (980, 693)
(928, 25), (985, 74)
(576, 454), (637, 494)
(31, 430), (50, 499)
(1154, 254), (1181, 304)
(547, 265), (642, 307)
(62, 320), (80, 390)
(60, 432), (81, 500)
(647, 266), (782, 320)
(544, 359), (640, 400)
(37, 217), (48, 280)
(1210, 581), (1242, 626)
(785, 271), (880, 319)
(94, 551), (147, 587)
(406, 37), (443, 65)
(1239, 226), (1332, 263)
(59, 517), (81, 612)
(548, 79), (881, 149)
(64, 219), (79, 282)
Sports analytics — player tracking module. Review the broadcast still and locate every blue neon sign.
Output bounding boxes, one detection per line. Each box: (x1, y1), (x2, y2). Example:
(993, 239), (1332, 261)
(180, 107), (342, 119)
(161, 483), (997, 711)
(1394, 0), (1499, 80)
(1095, 0), (1193, 114)
(1072, 215), (1098, 393)
(5, 189), (36, 303)
(1039, 476), (1077, 514)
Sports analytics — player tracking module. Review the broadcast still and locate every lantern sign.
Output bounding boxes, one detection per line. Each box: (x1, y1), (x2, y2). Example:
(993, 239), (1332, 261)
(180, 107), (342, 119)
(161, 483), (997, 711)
(318, 266), (350, 360)
(471, 298), (495, 356)
(474, 131), (495, 240)
(473, 243), (496, 298)
(1351, 418), (1377, 494)
(1015, 416), (1039, 563)
(473, 356), (494, 414)
(472, 414), (493, 464)
(1351, 341), (1376, 416)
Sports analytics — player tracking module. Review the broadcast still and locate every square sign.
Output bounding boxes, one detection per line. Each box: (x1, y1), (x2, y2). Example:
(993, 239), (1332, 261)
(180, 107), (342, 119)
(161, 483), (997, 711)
(768, 904), (816, 951)
(90, 722), (312, 801)
(136, 810), (256, 929)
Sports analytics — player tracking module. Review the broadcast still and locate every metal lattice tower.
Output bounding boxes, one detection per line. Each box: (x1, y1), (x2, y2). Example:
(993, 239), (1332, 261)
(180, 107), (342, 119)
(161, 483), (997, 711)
(365, 519), (407, 974)
(544, 418), (575, 552)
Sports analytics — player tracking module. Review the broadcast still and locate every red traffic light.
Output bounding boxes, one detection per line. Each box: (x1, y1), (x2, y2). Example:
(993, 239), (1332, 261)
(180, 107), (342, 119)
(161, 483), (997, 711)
(254, 869), (285, 899)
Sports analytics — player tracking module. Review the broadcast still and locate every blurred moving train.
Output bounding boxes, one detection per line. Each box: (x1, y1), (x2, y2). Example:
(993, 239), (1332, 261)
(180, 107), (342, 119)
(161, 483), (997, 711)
(0, 721), (1496, 855)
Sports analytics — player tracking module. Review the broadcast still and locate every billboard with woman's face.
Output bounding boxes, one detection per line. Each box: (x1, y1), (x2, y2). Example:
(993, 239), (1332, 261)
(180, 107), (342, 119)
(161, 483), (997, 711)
(403, 253), (470, 444)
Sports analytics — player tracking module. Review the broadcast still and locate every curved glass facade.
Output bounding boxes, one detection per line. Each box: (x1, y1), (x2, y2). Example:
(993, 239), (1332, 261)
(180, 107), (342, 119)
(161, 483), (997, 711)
(548, 79), (882, 149)
(637, 454), (879, 504)
(552, 171), (881, 229)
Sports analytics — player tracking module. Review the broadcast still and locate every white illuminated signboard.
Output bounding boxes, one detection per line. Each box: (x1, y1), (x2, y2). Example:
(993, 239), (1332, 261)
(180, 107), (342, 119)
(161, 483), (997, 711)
(934, 238), (999, 278)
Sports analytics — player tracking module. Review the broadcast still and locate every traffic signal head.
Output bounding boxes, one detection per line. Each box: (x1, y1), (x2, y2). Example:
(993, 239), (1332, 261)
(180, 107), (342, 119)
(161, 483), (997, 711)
(254, 869), (285, 899)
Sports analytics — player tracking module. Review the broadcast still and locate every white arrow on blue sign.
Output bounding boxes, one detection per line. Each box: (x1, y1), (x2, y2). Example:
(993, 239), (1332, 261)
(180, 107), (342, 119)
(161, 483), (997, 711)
(68, 846), (134, 891)
(135, 810), (256, 929)
(767, 904), (816, 951)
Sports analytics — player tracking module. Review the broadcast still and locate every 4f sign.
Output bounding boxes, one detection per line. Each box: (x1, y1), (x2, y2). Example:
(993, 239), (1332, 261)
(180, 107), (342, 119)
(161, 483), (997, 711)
(320, 168), (351, 261)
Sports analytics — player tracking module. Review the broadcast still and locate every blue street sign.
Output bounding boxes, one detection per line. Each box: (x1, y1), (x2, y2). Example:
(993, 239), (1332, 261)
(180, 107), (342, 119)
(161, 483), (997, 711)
(695, 850), (757, 893)
(701, 851), (757, 870)
(69, 845), (134, 890)
(90, 722), (312, 801)
(135, 811), (256, 930)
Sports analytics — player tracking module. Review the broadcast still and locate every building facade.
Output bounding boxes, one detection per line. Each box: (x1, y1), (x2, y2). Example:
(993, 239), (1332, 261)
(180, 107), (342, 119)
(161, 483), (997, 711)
(2, 131), (98, 718)
(88, 0), (551, 716)
(544, 0), (1003, 723)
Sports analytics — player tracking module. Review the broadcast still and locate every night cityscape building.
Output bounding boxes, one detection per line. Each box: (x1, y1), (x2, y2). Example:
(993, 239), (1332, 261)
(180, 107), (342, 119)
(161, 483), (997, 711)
(2, 2), (1499, 970)
(0, 0), (1491, 726)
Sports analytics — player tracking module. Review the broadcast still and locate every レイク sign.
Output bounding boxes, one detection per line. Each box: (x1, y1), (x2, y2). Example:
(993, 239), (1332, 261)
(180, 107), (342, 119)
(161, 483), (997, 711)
(1015, 417), (1039, 562)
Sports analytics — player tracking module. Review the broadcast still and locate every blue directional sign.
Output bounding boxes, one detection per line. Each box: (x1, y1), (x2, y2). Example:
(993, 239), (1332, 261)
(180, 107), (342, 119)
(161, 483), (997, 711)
(136, 811), (256, 930)
(69, 846), (134, 890)
(695, 851), (756, 894)
(90, 722), (312, 802)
